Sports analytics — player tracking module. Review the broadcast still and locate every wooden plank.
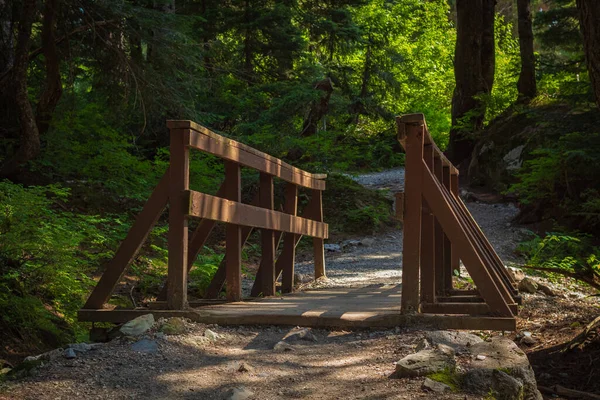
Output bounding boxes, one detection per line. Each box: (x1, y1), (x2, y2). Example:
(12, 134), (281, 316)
(225, 161), (242, 302)
(395, 192), (404, 221)
(420, 145), (435, 304)
(83, 169), (170, 309)
(421, 164), (513, 317)
(179, 125), (326, 190)
(281, 183), (298, 293)
(433, 157), (445, 296)
(421, 302), (519, 316)
(259, 173), (276, 297)
(442, 166), (453, 291)
(204, 225), (254, 299)
(442, 186), (516, 303)
(437, 296), (484, 303)
(157, 183), (228, 301)
(167, 129), (190, 310)
(185, 190), (328, 239)
(311, 189), (326, 280)
(450, 173), (460, 277)
(147, 300), (227, 309)
(400, 121), (424, 313)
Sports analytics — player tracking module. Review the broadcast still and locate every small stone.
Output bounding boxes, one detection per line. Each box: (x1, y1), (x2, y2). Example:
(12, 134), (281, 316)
(415, 338), (430, 352)
(131, 339), (158, 353)
(360, 238), (376, 247)
(518, 277), (538, 294)
(155, 332), (165, 340)
(288, 328), (317, 342)
(228, 386), (254, 400)
(537, 283), (556, 296)
(324, 244), (341, 252)
(237, 362), (254, 373)
(204, 329), (219, 341)
(64, 348), (77, 359)
(120, 314), (155, 336)
(160, 317), (188, 335)
(476, 355), (487, 361)
(422, 377), (451, 393)
(1, 367), (12, 375)
(274, 341), (294, 352)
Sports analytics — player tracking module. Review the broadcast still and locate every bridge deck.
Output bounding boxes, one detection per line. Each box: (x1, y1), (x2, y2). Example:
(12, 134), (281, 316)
(79, 285), (516, 331)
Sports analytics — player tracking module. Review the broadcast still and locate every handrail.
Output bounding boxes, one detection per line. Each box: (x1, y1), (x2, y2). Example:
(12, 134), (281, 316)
(81, 120), (328, 313)
(396, 113), (518, 319)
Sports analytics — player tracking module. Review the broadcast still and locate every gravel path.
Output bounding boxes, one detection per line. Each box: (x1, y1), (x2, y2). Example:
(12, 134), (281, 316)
(296, 168), (525, 289)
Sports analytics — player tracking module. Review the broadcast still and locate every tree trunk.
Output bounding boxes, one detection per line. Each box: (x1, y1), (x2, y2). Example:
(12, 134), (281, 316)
(36, 0), (63, 137)
(0, 0), (39, 177)
(0, 0), (14, 76)
(577, 0), (600, 109)
(517, 0), (536, 101)
(448, 0), (487, 166)
(481, 0), (496, 93)
(301, 78), (334, 137)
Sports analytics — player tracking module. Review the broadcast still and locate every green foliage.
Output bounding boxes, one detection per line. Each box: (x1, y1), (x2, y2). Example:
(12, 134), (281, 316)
(428, 368), (461, 391)
(509, 130), (600, 231)
(323, 173), (393, 235)
(518, 231), (600, 286)
(0, 181), (110, 346)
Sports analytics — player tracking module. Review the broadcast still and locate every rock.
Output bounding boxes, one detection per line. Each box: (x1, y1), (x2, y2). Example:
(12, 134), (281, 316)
(520, 333), (537, 346)
(64, 348), (77, 359)
(0, 367), (11, 375)
(394, 344), (456, 378)
(324, 243), (341, 252)
(68, 343), (93, 353)
(273, 341), (294, 352)
(462, 337), (542, 400)
(507, 267), (526, 282)
(228, 386), (254, 400)
(422, 377), (451, 393)
(360, 238), (376, 247)
(24, 348), (64, 363)
(340, 239), (360, 249)
(425, 331), (483, 353)
(237, 362), (254, 373)
(287, 328), (317, 342)
(415, 338), (430, 352)
(131, 339), (158, 353)
(518, 277), (538, 294)
(503, 145), (526, 171)
(475, 355), (487, 361)
(160, 317), (188, 335)
(537, 283), (556, 296)
(204, 328), (219, 341)
(120, 314), (155, 336)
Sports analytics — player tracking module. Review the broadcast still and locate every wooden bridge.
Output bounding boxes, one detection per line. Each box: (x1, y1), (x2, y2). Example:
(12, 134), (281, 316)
(79, 114), (519, 331)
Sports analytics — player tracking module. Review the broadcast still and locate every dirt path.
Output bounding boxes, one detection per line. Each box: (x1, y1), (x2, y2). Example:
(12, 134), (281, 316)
(3, 169), (600, 400)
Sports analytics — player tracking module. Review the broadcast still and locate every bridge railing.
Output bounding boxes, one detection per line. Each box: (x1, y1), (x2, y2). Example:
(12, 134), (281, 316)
(397, 114), (519, 318)
(81, 120), (328, 315)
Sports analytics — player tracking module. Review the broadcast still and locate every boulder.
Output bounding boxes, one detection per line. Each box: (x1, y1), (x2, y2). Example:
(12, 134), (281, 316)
(507, 267), (526, 282)
(160, 317), (188, 335)
(394, 344), (455, 378)
(518, 278), (538, 294)
(462, 337), (542, 400)
(422, 377), (451, 393)
(425, 331), (483, 353)
(120, 314), (155, 336)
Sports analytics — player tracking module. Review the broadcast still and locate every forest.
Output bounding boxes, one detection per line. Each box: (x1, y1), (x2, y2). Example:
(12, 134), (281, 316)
(1, 0), (600, 395)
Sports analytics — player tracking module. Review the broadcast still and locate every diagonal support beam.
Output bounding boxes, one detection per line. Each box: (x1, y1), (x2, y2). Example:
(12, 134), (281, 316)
(84, 169), (170, 309)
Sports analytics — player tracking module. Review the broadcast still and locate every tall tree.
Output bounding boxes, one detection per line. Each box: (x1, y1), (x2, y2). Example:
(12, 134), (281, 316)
(448, 0), (496, 166)
(517, 0), (536, 101)
(576, 0), (600, 109)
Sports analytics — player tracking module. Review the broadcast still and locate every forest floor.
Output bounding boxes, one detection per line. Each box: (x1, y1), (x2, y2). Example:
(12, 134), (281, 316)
(2, 169), (599, 399)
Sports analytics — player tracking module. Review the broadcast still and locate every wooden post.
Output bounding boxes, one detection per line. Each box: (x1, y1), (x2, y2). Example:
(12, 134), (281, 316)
(420, 145), (435, 305)
(450, 172), (460, 277)
(225, 161), (242, 302)
(312, 188), (326, 280)
(281, 182), (298, 293)
(442, 166), (453, 291)
(259, 173), (276, 296)
(395, 192), (405, 221)
(400, 119), (424, 313)
(433, 157), (445, 295)
(167, 129), (190, 310)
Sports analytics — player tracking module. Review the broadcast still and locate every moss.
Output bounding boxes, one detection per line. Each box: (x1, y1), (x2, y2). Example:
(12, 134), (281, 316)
(427, 368), (461, 391)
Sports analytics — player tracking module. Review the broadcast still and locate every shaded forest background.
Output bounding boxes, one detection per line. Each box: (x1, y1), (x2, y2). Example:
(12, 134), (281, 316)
(1, 0), (600, 357)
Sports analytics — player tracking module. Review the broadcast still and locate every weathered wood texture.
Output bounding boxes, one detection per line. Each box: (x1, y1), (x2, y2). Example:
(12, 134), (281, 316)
(397, 113), (518, 323)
